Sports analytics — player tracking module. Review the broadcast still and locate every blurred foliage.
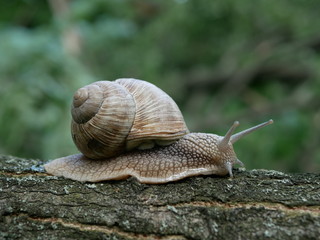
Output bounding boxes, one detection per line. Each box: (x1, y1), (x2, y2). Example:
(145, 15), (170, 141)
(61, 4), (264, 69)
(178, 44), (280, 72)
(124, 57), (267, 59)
(0, 0), (319, 173)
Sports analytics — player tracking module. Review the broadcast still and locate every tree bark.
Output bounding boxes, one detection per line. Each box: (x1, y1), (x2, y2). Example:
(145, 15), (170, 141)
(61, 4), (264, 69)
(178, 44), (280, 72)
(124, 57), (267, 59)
(1, 155), (319, 240)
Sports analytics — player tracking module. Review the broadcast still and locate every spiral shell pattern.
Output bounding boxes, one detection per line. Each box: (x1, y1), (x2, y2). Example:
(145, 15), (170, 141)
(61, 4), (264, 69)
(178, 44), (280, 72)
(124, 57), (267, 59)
(71, 78), (189, 159)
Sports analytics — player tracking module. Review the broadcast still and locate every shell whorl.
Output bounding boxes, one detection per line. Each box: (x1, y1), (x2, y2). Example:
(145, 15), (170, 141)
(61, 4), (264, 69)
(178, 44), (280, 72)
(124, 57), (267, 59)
(71, 78), (189, 160)
(71, 84), (104, 124)
(71, 81), (136, 159)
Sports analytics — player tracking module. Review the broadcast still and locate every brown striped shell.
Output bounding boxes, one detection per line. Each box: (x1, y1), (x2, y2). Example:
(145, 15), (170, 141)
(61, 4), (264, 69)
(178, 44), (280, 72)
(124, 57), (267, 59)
(71, 78), (189, 160)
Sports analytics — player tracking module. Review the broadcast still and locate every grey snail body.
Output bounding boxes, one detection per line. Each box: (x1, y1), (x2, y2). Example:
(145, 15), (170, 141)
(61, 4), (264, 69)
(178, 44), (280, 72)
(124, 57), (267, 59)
(44, 78), (273, 184)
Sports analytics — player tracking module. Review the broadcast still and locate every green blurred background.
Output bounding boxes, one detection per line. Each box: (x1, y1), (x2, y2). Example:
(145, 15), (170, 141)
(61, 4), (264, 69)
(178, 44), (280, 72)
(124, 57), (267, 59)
(0, 0), (319, 173)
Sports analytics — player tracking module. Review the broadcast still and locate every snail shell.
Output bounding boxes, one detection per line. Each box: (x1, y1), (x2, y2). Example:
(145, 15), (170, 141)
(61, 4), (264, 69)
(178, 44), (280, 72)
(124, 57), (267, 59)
(71, 78), (189, 159)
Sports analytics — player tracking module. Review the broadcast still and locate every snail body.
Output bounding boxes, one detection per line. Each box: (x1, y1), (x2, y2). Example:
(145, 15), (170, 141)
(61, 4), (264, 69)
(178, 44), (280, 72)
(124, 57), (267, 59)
(44, 78), (273, 184)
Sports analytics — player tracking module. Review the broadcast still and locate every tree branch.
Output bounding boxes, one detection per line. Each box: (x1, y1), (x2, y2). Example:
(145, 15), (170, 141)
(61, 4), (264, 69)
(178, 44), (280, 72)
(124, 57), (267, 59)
(1, 155), (319, 239)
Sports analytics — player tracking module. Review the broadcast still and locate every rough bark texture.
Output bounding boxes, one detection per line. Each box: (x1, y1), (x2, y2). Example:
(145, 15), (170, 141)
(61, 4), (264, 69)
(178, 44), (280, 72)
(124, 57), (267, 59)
(0, 155), (319, 240)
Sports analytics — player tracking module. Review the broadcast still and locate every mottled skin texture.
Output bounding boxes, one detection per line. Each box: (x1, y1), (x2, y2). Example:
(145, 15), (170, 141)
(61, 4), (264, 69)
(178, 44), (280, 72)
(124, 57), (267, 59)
(44, 133), (239, 184)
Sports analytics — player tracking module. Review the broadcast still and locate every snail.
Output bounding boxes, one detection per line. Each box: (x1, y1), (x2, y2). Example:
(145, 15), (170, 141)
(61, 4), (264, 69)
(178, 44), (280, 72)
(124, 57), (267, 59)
(44, 78), (273, 184)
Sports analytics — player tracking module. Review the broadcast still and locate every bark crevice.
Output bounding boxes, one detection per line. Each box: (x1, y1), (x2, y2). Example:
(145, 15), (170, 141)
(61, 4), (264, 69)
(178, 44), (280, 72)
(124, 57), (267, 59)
(1, 155), (320, 240)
